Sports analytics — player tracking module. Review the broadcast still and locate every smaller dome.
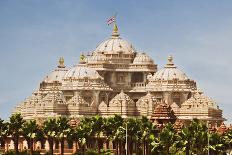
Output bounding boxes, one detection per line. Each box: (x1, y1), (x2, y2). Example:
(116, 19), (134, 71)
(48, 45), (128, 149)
(64, 64), (102, 80)
(87, 53), (107, 63)
(152, 56), (189, 81)
(43, 57), (68, 83)
(133, 52), (154, 64)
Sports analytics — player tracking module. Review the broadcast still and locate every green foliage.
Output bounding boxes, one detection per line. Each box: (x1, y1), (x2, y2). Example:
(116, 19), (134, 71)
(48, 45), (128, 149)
(0, 118), (8, 141)
(3, 151), (40, 155)
(2, 115), (232, 155)
(100, 149), (111, 155)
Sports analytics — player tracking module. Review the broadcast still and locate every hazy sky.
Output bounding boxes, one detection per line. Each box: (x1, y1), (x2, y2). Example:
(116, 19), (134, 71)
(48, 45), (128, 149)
(0, 0), (232, 122)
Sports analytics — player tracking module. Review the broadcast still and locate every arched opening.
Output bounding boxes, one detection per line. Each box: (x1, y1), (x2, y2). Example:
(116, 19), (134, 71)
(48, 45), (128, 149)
(172, 92), (180, 106)
(104, 72), (111, 84)
(187, 92), (192, 99)
(131, 72), (144, 83)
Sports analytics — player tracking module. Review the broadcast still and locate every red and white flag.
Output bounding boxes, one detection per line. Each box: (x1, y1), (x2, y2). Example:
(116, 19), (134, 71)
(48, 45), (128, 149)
(107, 16), (116, 25)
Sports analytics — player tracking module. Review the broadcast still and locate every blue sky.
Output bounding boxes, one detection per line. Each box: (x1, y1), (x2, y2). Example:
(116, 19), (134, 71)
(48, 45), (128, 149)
(0, 0), (232, 122)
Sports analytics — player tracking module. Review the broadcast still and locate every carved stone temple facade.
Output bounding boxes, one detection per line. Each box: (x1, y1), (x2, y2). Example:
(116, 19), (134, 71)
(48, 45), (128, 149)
(13, 23), (225, 126)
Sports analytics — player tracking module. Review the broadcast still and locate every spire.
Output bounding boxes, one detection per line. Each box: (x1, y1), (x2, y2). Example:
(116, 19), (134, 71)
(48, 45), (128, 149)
(58, 57), (65, 68)
(111, 23), (120, 38)
(165, 55), (176, 68)
(79, 53), (86, 64)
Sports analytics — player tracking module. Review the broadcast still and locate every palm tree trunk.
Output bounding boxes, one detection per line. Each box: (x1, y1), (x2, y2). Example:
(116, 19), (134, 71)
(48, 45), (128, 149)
(186, 143), (190, 155)
(97, 138), (101, 155)
(119, 141), (122, 155)
(30, 139), (33, 155)
(60, 139), (64, 155)
(49, 139), (54, 155)
(14, 137), (19, 155)
(82, 145), (85, 155)
(75, 140), (78, 153)
(106, 138), (109, 149)
(115, 141), (118, 155)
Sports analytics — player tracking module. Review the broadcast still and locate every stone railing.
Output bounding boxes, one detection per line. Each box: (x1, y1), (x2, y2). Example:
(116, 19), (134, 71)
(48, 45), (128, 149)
(131, 82), (146, 88)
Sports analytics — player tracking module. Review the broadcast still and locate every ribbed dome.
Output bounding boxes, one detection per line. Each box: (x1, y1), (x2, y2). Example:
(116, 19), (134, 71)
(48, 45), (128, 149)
(152, 56), (189, 81)
(43, 57), (68, 83)
(94, 24), (136, 54)
(64, 64), (102, 79)
(87, 53), (107, 63)
(133, 52), (154, 64)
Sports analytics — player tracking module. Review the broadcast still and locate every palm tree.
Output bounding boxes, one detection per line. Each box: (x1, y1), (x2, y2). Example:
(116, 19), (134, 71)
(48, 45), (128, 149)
(108, 115), (123, 155)
(0, 118), (8, 149)
(176, 119), (210, 155)
(8, 113), (25, 155)
(22, 120), (40, 155)
(75, 117), (94, 154)
(102, 117), (113, 150)
(114, 125), (126, 155)
(56, 117), (70, 155)
(150, 123), (178, 155)
(207, 132), (226, 155)
(42, 118), (58, 155)
(140, 116), (156, 155)
(126, 118), (143, 155)
(224, 128), (232, 154)
(177, 126), (192, 155)
(91, 115), (104, 155)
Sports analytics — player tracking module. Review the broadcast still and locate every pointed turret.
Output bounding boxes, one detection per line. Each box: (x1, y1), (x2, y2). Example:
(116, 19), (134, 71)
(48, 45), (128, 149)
(58, 57), (65, 68)
(111, 23), (120, 38)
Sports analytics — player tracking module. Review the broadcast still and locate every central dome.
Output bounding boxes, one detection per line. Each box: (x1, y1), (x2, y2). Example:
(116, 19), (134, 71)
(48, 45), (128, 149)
(94, 24), (136, 54)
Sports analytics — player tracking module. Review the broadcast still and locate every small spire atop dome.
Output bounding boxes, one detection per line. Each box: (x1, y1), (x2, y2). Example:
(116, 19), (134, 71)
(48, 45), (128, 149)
(111, 23), (120, 38)
(79, 53), (86, 64)
(165, 55), (176, 68)
(58, 57), (65, 68)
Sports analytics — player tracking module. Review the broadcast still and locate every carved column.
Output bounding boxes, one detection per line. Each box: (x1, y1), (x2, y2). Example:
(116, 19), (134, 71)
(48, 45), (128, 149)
(180, 92), (189, 105)
(163, 92), (171, 104)
(93, 91), (100, 113)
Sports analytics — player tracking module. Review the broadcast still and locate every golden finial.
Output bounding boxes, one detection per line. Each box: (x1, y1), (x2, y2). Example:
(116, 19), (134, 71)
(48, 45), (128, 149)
(112, 23), (120, 37)
(58, 57), (65, 68)
(79, 53), (86, 64)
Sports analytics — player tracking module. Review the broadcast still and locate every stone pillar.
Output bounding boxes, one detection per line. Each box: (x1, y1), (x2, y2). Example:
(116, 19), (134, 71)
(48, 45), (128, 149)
(9, 140), (14, 150)
(94, 91), (100, 108)
(4, 140), (8, 152)
(59, 142), (61, 155)
(111, 72), (116, 87)
(143, 72), (147, 83)
(180, 93), (189, 105)
(22, 140), (28, 150)
(73, 141), (78, 153)
(35, 141), (41, 150)
(128, 72), (132, 87)
(45, 140), (49, 151)
(163, 92), (171, 104)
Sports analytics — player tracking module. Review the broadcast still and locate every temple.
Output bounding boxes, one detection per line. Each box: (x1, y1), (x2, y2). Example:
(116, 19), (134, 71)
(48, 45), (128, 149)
(13, 23), (225, 126)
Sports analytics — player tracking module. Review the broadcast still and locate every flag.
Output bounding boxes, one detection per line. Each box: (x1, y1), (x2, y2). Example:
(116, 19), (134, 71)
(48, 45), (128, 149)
(107, 16), (115, 25)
